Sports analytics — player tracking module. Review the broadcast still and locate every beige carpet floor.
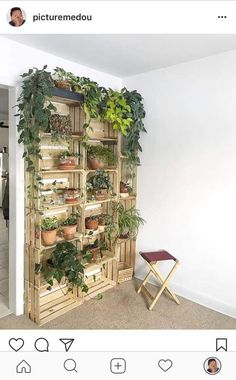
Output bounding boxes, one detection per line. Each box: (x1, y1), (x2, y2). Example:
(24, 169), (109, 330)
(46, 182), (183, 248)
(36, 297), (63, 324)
(0, 279), (235, 329)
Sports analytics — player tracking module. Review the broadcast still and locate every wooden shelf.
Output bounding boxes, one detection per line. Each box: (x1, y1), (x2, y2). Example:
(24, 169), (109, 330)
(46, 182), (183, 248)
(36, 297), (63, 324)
(41, 233), (83, 250)
(85, 197), (118, 206)
(38, 201), (83, 211)
(25, 87), (137, 325)
(51, 87), (84, 104)
(86, 168), (118, 174)
(40, 168), (83, 174)
(87, 136), (118, 143)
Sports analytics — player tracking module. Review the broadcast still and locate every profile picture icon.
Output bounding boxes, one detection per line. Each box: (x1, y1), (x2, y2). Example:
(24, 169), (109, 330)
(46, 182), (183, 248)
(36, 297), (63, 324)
(204, 357), (222, 375)
(8, 7), (26, 27)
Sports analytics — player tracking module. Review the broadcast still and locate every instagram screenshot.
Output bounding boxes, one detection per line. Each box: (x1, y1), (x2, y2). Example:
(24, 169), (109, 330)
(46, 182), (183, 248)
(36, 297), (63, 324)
(0, 1), (235, 378)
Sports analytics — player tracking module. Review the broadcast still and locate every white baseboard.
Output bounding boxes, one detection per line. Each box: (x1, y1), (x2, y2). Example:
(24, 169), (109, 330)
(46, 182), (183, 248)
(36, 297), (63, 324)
(135, 275), (236, 320)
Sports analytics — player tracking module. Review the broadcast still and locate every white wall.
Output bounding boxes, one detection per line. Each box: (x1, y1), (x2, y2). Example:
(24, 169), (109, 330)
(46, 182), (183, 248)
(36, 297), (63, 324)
(0, 36), (122, 89)
(124, 50), (236, 318)
(0, 36), (121, 315)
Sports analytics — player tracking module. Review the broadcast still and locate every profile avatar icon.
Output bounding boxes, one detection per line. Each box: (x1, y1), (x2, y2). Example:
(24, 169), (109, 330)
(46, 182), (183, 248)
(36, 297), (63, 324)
(204, 357), (221, 375)
(9, 7), (26, 27)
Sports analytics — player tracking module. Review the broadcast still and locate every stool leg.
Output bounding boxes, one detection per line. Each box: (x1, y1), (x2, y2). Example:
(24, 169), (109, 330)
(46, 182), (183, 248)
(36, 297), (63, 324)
(151, 262), (180, 305)
(149, 262), (180, 310)
(137, 270), (152, 294)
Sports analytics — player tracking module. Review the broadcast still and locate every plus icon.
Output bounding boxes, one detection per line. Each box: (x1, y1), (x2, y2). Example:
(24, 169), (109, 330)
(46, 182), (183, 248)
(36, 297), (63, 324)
(110, 358), (126, 374)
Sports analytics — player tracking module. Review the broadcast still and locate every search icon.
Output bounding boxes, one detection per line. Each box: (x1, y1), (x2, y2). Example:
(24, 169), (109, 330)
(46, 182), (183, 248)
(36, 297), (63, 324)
(64, 359), (77, 372)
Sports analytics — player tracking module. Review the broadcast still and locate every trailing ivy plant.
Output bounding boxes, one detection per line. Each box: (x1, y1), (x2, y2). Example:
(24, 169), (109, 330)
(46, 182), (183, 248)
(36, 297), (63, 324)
(102, 89), (133, 136)
(36, 241), (92, 292)
(17, 65), (56, 172)
(122, 88), (146, 166)
(16, 66), (56, 204)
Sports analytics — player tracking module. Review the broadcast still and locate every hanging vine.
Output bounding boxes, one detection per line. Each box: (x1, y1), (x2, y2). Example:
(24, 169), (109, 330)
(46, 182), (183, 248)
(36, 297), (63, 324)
(17, 65), (56, 172)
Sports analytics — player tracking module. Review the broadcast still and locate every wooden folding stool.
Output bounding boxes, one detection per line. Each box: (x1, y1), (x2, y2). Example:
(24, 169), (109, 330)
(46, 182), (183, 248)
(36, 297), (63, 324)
(137, 250), (180, 310)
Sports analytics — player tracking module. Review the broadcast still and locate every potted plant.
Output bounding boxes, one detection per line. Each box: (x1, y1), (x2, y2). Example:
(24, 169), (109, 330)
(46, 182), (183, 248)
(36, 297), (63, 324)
(98, 214), (117, 244)
(122, 88), (146, 166)
(102, 89), (133, 136)
(120, 180), (132, 197)
(87, 144), (116, 170)
(58, 151), (80, 170)
(49, 113), (72, 142)
(115, 203), (146, 239)
(86, 169), (113, 201)
(84, 239), (107, 262)
(64, 188), (80, 204)
(61, 212), (80, 240)
(41, 216), (58, 246)
(40, 241), (92, 292)
(85, 215), (99, 231)
(53, 67), (72, 91)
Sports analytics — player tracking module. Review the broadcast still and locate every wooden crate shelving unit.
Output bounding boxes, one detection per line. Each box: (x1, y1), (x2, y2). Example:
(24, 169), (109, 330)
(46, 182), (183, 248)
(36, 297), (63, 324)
(24, 88), (138, 325)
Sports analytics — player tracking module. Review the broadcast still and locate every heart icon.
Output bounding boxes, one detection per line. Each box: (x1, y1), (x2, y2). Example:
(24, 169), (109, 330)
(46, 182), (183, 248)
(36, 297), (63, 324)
(9, 338), (24, 352)
(158, 359), (173, 372)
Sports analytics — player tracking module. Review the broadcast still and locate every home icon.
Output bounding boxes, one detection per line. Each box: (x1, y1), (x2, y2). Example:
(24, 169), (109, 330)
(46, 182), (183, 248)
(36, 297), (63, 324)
(16, 360), (31, 374)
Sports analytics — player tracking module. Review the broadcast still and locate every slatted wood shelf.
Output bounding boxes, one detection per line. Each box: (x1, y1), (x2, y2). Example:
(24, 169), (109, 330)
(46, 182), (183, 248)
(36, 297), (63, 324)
(25, 90), (137, 325)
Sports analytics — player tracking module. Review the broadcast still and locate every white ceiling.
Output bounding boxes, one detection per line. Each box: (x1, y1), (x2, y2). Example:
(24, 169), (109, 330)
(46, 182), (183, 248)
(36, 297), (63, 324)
(6, 35), (236, 77)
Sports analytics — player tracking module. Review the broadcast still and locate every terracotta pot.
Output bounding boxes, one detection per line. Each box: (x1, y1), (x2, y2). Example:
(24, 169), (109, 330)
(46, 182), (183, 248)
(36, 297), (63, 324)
(85, 219), (98, 230)
(62, 224), (77, 240)
(93, 189), (108, 201)
(90, 247), (99, 262)
(64, 188), (80, 204)
(98, 215), (106, 226)
(59, 156), (76, 170)
(42, 229), (57, 246)
(54, 80), (71, 91)
(119, 231), (129, 239)
(120, 182), (129, 193)
(87, 157), (105, 170)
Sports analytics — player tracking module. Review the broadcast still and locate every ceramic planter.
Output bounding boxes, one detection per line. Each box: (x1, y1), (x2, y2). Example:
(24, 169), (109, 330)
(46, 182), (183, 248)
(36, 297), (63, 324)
(87, 157), (105, 170)
(59, 156), (76, 170)
(85, 219), (99, 230)
(54, 80), (71, 91)
(42, 229), (57, 246)
(120, 182), (129, 198)
(62, 225), (77, 240)
(93, 189), (108, 201)
(64, 188), (80, 204)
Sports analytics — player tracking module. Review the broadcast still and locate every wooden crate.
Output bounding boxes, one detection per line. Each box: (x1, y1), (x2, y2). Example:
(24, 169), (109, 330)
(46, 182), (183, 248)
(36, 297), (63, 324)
(117, 262), (134, 284)
(24, 92), (138, 325)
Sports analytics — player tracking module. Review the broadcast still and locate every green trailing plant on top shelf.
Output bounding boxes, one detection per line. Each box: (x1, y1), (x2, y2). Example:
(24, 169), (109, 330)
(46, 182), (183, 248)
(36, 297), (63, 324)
(17, 66), (56, 172)
(68, 74), (104, 121)
(37, 241), (92, 292)
(102, 88), (133, 136)
(122, 88), (146, 166)
(53, 67), (72, 90)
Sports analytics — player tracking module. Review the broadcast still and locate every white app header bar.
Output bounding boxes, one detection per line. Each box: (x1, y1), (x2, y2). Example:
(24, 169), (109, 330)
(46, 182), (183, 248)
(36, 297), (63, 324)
(0, 1), (236, 34)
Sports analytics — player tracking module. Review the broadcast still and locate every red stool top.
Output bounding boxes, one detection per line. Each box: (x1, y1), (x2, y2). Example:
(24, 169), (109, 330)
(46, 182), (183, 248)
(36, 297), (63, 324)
(140, 250), (177, 263)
